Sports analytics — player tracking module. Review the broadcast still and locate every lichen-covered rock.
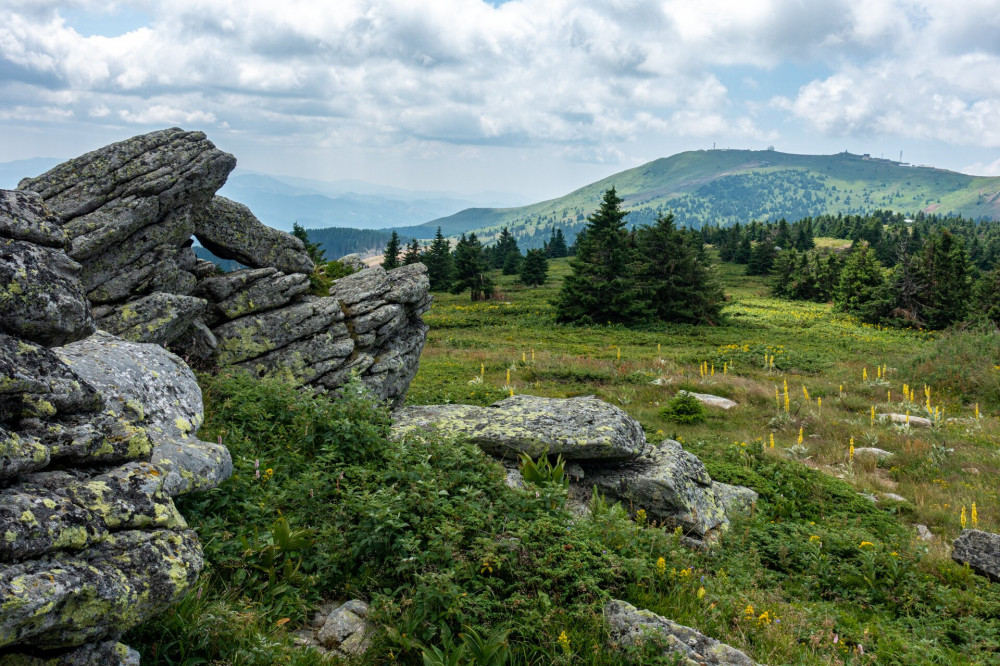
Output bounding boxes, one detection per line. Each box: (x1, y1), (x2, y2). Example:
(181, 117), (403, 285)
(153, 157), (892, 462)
(679, 390), (738, 410)
(0, 333), (102, 418)
(54, 332), (231, 495)
(0, 238), (95, 346)
(384, 262), (431, 305)
(337, 253), (367, 272)
(605, 600), (759, 665)
(0, 640), (141, 665)
(317, 600), (373, 657)
(712, 482), (758, 516)
(194, 196), (314, 275)
(193, 267), (310, 323)
(0, 528), (202, 650)
(952, 529), (1000, 582)
(95, 292), (208, 347)
(0, 190), (66, 249)
(0, 462), (185, 561)
(392, 394), (649, 460)
(584, 440), (731, 538)
(328, 266), (392, 307)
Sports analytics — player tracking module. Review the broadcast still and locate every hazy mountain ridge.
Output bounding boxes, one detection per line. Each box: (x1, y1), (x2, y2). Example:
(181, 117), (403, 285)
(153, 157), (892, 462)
(414, 150), (1000, 246)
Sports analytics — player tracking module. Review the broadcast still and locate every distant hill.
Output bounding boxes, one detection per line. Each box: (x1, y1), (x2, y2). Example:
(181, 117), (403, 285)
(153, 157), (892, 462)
(218, 171), (528, 232)
(415, 150), (1000, 246)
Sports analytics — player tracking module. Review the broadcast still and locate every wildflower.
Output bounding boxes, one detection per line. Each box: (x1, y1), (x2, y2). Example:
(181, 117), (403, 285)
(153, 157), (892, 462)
(798, 427), (803, 445)
(557, 630), (571, 654)
(870, 406), (875, 426)
(616, 347), (620, 362)
(809, 535), (821, 543)
(531, 349), (535, 362)
(636, 508), (647, 524)
(972, 502), (979, 527)
(961, 505), (967, 529)
(769, 433), (774, 449)
(758, 611), (772, 625)
(655, 556), (666, 576)
(817, 396), (821, 413)
(657, 343), (661, 354)
(839, 384), (843, 393)
(697, 586), (706, 599)
(976, 403), (981, 420)
(744, 604), (755, 618)
(863, 367), (868, 382)
(849, 436), (854, 463)
(775, 386), (780, 408)
(859, 541), (875, 548)
(723, 362), (727, 375)
(481, 559), (494, 574)
(480, 363), (485, 377)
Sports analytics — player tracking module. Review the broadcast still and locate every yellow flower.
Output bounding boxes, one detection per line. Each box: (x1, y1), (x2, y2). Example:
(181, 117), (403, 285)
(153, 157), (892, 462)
(972, 502), (979, 527)
(961, 505), (967, 529)
(859, 541), (875, 548)
(769, 433), (774, 449)
(758, 611), (772, 625)
(849, 437), (854, 463)
(809, 535), (821, 542)
(655, 556), (666, 576)
(636, 509), (647, 524)
(557, 630), (571, 653)
(797, 427), (803, 445)
(697, 586), (706, 599)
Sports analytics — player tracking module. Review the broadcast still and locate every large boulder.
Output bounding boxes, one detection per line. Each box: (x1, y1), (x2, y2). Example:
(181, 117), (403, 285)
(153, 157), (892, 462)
(392, 394), (649, 460)
(55, 332), (231, 496)
(952, 529), (1000, 582)
(19, 128), (235, 304)
(193, 195), (314, 275)
(605, 600), (759, 665)
(93, 292), (208, 347)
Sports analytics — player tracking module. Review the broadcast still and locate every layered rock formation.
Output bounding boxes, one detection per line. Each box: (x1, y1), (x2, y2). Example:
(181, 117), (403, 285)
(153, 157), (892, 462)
(0, 189), (230, 663)
(392, 395), (756, 540)
(18, 128), (431, 405)
(951, 529), (1000, 582)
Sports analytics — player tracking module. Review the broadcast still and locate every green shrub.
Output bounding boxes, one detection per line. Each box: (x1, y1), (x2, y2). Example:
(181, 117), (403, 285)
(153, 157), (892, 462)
(659, 392), (706, 424)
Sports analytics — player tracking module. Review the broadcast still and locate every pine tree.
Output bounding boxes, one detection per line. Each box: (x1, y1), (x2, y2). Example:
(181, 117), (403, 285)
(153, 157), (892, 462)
(834, 242), (886, 323)
(493, 227), (521, 272)
(403, 238), (422, 265)
(519, 249), (549, 287)
(546, 228), (568, 258)
(637, 213), (723, 324)
(921, 229), (971, 329)
(746, 239), (776, 276)
(382, 231), (401, 270)
(292, 222), (325, 264)
(451, 233), (494, 301)
(554, 188), (645, 325)
(423, 227), (453, 292)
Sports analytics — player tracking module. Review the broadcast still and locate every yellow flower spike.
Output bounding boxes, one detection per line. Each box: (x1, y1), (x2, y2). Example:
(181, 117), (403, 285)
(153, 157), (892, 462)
(976, 403), (980, 420)
(557, 630), (571, 654)
(798, 427), (804, 445)
(769, 433), (774, 449)
(480, 363), (485, 378)
(877, 366), (882, 379)
(863, 367), (868, 381)
(905, 410), (910, 424)
(655, 556), (666, 576)
(849, 437), (854, 463)
(711, 364), (715, 376)
(616, 347), (620, 362)
(697, 586), (706, 599)
(744, 604), (755, 618)
(509, 387), (514, 397)
(887, 389), (891, 403)
(972, 503), (979, 526)
(657, 343), (661, 354)
(723, 362), (728, 375)
(871, 406), (875, 427)
(961, 505), (967, 529)
(840, 384), (844, 394)
(770, 354), (774, 369)
(859, 541), (874, 548)
(531, 349), (535, 362)
(802, 385), (810, 401)
(817, 396), (822, 413)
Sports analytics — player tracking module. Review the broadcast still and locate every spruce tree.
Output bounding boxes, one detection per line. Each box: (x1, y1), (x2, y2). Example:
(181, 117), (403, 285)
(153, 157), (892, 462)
(637, 213), (723, 324)
(423, 227), (454, 292)
(403, 239), (422, 265)
(292, 222), (325, 264)
(554, 187), (645, 325)
(546, 228), (568, 258)
(746, 239), (776, 275)
(519, 248), (549, 287)
(451, 233), (494, 301)
(834, 242), (886, 323)
(382, 231), (401, 270)
(493, 227), (521, 271)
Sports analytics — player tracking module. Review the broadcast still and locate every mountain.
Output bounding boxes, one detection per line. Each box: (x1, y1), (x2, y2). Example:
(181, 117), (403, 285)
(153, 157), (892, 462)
(218, 170), (528, 232)
(415, 149), (1000, 246)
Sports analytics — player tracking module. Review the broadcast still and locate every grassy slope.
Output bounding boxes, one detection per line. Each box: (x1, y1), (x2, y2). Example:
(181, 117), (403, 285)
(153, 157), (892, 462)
(408, 151), (1000, 242)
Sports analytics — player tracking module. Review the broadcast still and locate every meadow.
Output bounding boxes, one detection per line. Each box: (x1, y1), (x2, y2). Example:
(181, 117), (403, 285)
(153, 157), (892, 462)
(129, 250), (1000, 665)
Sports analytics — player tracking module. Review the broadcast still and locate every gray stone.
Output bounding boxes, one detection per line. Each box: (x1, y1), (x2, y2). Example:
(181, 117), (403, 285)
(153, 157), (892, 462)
(0, 190), (66, 248)
(96, 293), (207, 347)
(0, 238), (95, 346)
(385, 263), (430, 304)
(54, 331), (232, 495)
(328, 266), (392, 307)
(0, 528), (202, 650)
(712, 482), (758, 516)
(882, 413), (933, 428)
(85, 244), (198, 305)
(194, 196), (314, 275)
(952, 529), (1000, 582)
(391, 394), (649, 460)
(605, 600), (759, 666)
(915, 524), (934, 541)
(879, 492), (907, 503)
(584, 440), (730, 538)
(194, 267), (310, 323)
(235, 329), (354, 385)
(213, 297), (345, 366)
(317, 600), (372, 656)
(0, 333), (102, 417)
(679, 390), (738, 410)
(0, 640), (141, 665)
(19, 128), (235, 257)
(854, 447), (893, 460)
(337, 254), (366, 272)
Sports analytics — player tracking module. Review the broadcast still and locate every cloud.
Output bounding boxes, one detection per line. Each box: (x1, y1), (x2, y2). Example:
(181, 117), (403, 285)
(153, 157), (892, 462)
(1, 0), (999, 166)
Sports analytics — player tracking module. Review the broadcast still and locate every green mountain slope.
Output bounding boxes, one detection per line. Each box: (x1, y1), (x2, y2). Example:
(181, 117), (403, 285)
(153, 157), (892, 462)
(414, 149), (1000, 245)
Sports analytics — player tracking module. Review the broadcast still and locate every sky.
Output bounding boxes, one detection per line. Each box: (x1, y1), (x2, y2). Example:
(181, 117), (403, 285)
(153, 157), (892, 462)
(2, 0), (1000, 201)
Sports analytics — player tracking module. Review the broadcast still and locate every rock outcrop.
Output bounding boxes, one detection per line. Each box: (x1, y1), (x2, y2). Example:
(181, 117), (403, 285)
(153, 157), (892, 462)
(392, 395), (755, 540)
(605, 600), (759, 665)
(951, 529), (1000, 582)
(0, 189), (230, 662)
(18, 128), (431, 405)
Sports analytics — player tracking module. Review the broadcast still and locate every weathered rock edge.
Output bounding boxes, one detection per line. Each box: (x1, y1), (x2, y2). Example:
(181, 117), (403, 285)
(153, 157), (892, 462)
(951, 529), (1000, 582)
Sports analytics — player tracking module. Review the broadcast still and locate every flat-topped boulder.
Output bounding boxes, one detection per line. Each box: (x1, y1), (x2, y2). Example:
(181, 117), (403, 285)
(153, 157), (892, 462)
(952, 529), (1000, 582)
(679, 390), (738, 410)
(605, 600), (759, 665)
(881, 412), (933, 428)
(392, 394), (649, 460)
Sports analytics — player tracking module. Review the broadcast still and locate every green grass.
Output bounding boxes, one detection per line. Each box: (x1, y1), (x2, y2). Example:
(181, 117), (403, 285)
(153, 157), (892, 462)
(128, 255), (1000, 665)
